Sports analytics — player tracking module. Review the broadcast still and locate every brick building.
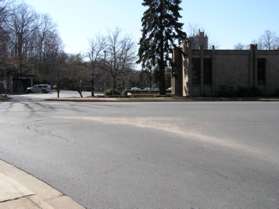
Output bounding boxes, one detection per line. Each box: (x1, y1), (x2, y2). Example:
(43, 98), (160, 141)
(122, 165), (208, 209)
(172, 38), (279, 97)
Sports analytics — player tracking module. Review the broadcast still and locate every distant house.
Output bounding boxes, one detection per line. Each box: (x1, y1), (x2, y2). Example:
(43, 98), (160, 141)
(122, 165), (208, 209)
(172, 33), (279, 97)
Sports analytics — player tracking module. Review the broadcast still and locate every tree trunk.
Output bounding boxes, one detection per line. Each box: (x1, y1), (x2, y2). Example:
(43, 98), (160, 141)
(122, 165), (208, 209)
(91, 75), (95, 97)
(149, 71), (152, 89)
(79, 80), (83, 98)
(159, 65), (166, 95)
(112, 75), (117, 92)
(159, 41), (166, 95)
(57, 88), (60, 99)
(91, 64), (95, 97)
(159, 0), (166, 96)
(77, 89), (83, 98)
(56, 63), (61, 99)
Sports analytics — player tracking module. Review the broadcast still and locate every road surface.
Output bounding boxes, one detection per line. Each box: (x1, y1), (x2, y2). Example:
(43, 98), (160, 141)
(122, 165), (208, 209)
(0, 93), (279, 209)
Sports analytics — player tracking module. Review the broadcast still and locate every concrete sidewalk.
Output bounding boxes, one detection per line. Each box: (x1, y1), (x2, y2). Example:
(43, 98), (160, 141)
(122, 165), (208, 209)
(0, 160), (86, 209)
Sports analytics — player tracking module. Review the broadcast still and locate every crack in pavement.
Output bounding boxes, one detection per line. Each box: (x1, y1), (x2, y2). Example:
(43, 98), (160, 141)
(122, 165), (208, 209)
(54, 116), (278, 165)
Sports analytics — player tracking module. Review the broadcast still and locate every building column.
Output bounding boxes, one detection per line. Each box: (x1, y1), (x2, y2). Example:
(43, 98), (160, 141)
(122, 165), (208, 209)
(187, 41), (193, 96)
(249, 44), (257, 88)
(172, 47), (183, 96)
(211, 46), (216, 96)
(182, 40), (191, 96)
(200, 45), (205, 96)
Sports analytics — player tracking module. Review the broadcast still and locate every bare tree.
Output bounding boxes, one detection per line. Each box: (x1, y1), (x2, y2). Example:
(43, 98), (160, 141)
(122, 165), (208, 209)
(258, 30), (279, 50)
(88, 36), (106, 96)
(63, 54), (89, 98)
(52, 51), (67, 99)
(5, 3), (63, 80)
(6, 3), (38, 73)
(0, 0), (8, 60)
(0, 1), (64, 94)
(234, 43), (246, 50)
(34, 15), (56, 60)
(187, 24), (204, 37)
(0, 0), (8, 25)
(105, 29), (136, 92)
(32, 15), (62, 83)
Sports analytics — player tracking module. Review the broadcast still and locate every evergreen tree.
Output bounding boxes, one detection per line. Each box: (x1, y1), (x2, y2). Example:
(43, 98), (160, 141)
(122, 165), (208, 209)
(138, 0), (186, 95)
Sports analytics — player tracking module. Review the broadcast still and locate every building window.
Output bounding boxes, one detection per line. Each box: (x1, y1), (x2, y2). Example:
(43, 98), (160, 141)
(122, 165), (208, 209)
(192, 58), (201, 85)
(257, 58), (266, 85)
(204, 58), (212, 85)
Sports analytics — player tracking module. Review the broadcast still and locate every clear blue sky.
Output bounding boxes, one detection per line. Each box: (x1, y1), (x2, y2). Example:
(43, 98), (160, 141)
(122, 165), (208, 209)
(20, 0), (279, 53)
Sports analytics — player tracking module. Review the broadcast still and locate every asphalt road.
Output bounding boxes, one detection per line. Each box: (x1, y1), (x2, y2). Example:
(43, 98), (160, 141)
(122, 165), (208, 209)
(0, 94), (279, 209)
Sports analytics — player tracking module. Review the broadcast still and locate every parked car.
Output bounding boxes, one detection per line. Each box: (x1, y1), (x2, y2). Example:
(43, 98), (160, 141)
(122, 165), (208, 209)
(143, 87), (151, 91)
(167, 87), (172, 91)
(26, 84), (51, 93)
(130, 87), (142, 91)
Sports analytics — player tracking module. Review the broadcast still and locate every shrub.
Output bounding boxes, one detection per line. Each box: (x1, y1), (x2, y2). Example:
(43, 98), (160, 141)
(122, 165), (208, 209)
(0, 84), (5, 94)
(236, 87), (262, 97)
(0, 94), (8, 100)
(105, 89), (121, 96)
(217, 86), (263, 97)
(216, 86), (236, 97)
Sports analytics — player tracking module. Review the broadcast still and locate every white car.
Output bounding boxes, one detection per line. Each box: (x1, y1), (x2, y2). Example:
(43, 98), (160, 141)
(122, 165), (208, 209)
(26, 84), (51, 94)
(143, 87), (151, 91)
(130, 87), (142, 91)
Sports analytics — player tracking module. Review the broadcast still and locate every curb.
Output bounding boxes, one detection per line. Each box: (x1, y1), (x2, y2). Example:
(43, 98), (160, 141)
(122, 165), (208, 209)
(45, 98), (183, 103)
(45, 97), (279, 103)
(0, 159), (86, 209)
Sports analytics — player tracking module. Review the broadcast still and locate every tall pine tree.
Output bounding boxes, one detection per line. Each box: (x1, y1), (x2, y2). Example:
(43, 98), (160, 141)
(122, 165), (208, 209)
(138, 0), (187, 95)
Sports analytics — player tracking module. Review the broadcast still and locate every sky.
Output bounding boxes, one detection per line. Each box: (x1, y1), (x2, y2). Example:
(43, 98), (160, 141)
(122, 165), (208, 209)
(18, 0), (279, 54)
